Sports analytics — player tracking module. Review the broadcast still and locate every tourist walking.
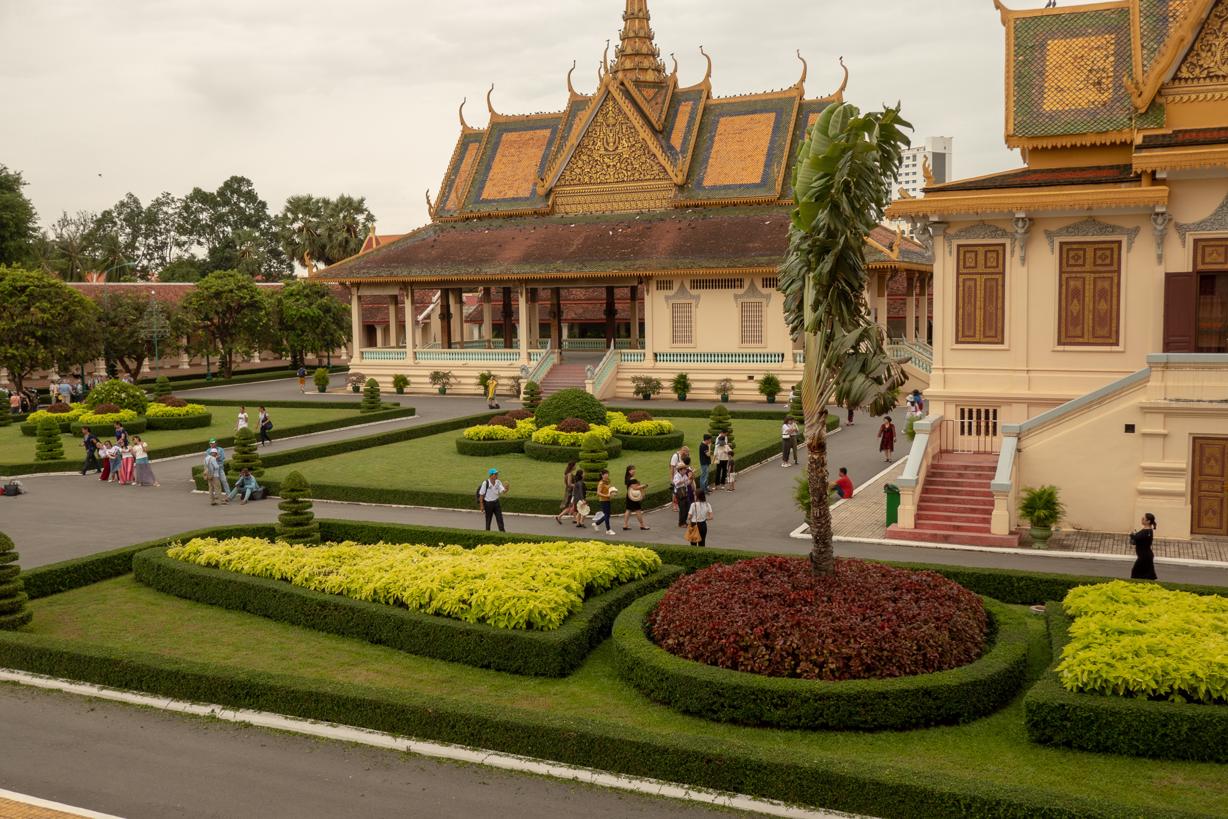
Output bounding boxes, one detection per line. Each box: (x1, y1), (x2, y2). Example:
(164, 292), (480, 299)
(781, 417), (799, 467)
(555, 461), (577, 524)
(297, 366), (308, 394)
(204, 448), (227, 505)
(877, 416), (897, 462)
(570, 470), (588, 527)
(622, 465), (650, 531)
(686, 490), (713, 547)
(906, 389), (926, 418)
(258, 406), (273, 447)
(1130, 513), (1158, 580)
(113, 421), (130, 448)
(830, 467), (854, 499)
(98, 440), (114, 481)
(593, 469), (616, 535)
(697, 434), (713, 491)
(486, 374), (500, 409)
(79, 427), (101, 475)
(478, 468), (509, 532)
(713, 433), (731, 489)
(236, 405), (249, 433)
(106, 440), (123, 482)
(132, 436), (159, 487)
(227, 467), (263, 504)
(118, 441), (137, 486)
(846, 401), (855, 427)
(674, 462), (695, 528)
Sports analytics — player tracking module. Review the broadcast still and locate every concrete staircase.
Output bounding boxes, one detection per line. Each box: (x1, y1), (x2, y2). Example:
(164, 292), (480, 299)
(539, 363), (589, 396)
(887, 452), (1021, 547)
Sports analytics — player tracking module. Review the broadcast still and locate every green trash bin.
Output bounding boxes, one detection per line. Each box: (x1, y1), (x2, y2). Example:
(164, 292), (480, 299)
(884, 483), (901, 527)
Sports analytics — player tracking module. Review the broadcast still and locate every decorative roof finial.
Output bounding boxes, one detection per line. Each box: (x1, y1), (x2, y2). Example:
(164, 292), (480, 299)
(670, 52), (678, 78)
(794, 50), (808, 91)
(699, 45), (712, 85)
(831, 56), (849, 102)
(566, 60), (579, 96)
(458, 97), (471, 130)
(922, 155), (935, 187)
(425, 189), (435, 213)
(486, 84), (497, 117)
(613, 0), (667, 83)
(599, 40), (609, 83)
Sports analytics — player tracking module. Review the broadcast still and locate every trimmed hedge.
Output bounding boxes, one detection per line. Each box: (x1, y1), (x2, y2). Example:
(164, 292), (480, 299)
(134, 547), (682, 677)
(614, 592), (1029, 730)
(455, 437), (526, 456)
(161, 365), (348, 394)
(70, 418), (147, 436)
(616, 430), (685, 451)
(189, 398), (386, 410)
(146, 413), (213, 431)
(1023, 603), (1228, 762)
(524, 438), (624, 462)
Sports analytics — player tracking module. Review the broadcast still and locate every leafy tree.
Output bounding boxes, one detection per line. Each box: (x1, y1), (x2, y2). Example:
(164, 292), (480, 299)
(91, 193), (146, 277)
(0, 267), (102, 393)
(44, 211), (101, 281)
(0, 165), (38, 266)
(143, 192), (188, 273)
(360, 378), (382, 413)
(181, 176), (289, 280)
(275, 194), (375, 272)
(180, 269), (270, 378)
(34, 416), (64, 461)
(158, 258), (203, 282)
(276, 471), (319, 545)
(322, 195), (375, 265)
(228, 427), (264, 477)
(780, 101), (910, 576)
(0, 531), (32, 630)
(89, 289), (181, 378)
(270, 279), (349, 364)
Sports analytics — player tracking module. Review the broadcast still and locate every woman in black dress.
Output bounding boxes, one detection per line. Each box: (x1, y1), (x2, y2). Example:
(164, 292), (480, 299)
(1130, 513), (1158, 580)
(570, 469), (588, 528)
(622, 464), (650, 531)
(554, 461), (576, 524)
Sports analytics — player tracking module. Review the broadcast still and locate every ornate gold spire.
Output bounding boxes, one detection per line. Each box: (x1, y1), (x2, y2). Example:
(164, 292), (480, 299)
(612, 0), (666, 83)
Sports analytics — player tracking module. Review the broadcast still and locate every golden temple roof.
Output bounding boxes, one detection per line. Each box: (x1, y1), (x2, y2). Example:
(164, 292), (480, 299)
(612, 0), (667, 84)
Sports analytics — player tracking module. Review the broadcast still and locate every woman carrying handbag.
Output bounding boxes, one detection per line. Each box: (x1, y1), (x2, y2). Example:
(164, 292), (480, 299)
(686, 490), (713, 547)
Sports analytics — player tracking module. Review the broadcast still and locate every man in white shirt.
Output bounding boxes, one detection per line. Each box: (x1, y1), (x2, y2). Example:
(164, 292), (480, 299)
(479, 467), (509, 532)
(781, 418), (799, 467)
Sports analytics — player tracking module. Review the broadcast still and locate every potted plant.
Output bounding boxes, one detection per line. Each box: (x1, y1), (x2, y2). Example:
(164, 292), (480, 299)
(313, 368), (330, 393)
(347, 372), (366, 394)
(429, 370), (454, 395)
(1019, 485), (1065, 547)
(758, 373), (782, 404)
(671, 373), (692, 401)
(392, 374), (409, 395)
(632, 375), (662, 401)
(714, 378), (734, 403)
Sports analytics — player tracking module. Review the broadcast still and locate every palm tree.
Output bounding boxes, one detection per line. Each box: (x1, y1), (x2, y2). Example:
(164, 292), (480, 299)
(779, 101), (912, 576)
(276, 195), (324, 273)
(322, 195), (374, 266)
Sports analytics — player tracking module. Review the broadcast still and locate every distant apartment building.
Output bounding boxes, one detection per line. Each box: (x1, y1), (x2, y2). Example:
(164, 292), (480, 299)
(896, 137), (954, 199)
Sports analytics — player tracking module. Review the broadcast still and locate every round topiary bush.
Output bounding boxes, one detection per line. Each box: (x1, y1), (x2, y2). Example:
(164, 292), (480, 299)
(0, 531), (31, 630)
(34, 416), (64, 461)
(276, 471), (319, 545)
(85, 379), (148, 415)
(556, 417), (591, 433)
(577, 431), (608, 493)
(650, 557), (988, 681)
(0, 410), (9, 428)
(534, 388), (607, 428)
(360, 378), (382, 413)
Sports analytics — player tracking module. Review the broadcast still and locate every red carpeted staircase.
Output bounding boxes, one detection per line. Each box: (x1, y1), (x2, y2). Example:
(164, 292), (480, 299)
(887, 452), (1021, 547)
(539, 363), (589, 396)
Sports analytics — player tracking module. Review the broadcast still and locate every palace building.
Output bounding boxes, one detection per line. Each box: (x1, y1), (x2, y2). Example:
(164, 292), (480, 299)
(887, 0), (1228, 542)
(316, 0), (933, 402)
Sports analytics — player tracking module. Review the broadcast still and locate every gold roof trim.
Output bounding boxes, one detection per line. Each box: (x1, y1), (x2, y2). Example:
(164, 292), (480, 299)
(1006, 128), (1138, 151)
(316, 265), (781, 287)
(886, 184), (1169, 218)
(1133, 144), (1228, 173)
(1126, 0), (1217, 112)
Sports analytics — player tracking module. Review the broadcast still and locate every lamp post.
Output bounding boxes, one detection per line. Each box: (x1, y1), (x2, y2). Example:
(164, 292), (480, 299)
(139, 290), (171, 373)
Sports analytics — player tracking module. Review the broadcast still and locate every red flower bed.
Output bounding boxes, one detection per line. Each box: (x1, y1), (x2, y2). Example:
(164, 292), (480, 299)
(557, 417), (591, 433)
(487, 415), (517, 429)
(505, 409), (533, 421)
(627, 410), (653, 423)
(648, 557), (988, 681)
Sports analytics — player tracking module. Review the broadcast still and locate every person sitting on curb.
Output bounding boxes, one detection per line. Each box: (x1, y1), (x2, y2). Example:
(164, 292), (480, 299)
(830, 467), (855, 500)
(227, 468), (263, 505)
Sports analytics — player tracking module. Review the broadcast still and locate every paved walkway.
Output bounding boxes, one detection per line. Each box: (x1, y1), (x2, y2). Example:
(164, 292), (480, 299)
(1048, 530), (1228, 562)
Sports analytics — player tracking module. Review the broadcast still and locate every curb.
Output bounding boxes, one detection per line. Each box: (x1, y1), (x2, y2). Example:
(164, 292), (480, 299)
(0, 787), (122, 819)
(0, 668), (863, 819)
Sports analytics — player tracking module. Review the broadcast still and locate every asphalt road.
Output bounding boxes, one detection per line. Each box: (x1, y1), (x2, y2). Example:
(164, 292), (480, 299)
(0, 684), (753, 819)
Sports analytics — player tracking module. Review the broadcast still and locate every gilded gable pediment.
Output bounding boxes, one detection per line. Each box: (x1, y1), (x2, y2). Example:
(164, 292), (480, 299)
(1170, 0), (1228, 86)
(556, 96), (672, 188)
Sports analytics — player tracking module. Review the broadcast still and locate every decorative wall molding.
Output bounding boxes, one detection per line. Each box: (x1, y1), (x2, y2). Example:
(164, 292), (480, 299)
(944, 221), (1015, 257)
(733, 279), (770, 305)
(1043, 217), (1140, 253)
(664, 283), (699, 305)
(1151, 210), (1172, 265)
(1176, 193), (1228, 246)
(908, 217), (934, 252)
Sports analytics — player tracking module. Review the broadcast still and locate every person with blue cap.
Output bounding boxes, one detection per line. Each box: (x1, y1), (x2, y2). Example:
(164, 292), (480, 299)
(477, 467), (510, 532)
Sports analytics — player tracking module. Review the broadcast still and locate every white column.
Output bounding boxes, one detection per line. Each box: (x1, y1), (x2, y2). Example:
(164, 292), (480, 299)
(404, 287), (415, 361)
(179, 339), (191, 369)
(0, 367), (8, 387)
(449, 290), (464, 346)
(518, 284), (530, 364)
(349, 286), (362, 358)
(97, 358), (109, 377)
(905, 272), (917, 342)
(250, 350), (261, 364)
(643, 283), (655, 360)
(429, 290), (442, 345)
(386, 295), (399, 348)
(920, 273), (931, 345)
(481, 287), (493, 347)
(876, 274), (890, 335)
(629, 286), (640, 348)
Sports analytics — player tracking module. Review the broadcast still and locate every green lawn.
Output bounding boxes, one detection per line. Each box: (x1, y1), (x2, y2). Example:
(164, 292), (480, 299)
(0, 404), (363, 466)
(23, 576), (1228, 816)
(260, 416), (783, 500)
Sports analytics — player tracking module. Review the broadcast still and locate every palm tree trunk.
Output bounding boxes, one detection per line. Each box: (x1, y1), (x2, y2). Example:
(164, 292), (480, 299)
(806, 410), (835, 574)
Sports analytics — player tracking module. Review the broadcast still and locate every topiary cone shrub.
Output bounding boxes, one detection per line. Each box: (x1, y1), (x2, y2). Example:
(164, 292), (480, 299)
(578, 431), (608, 493)
(153, 375), (172, 399)
(535, 388), (607, 427)
(788, 385), (804, 426)
(360, 378), (382, 413)
(34, 416), (64, 461)
(0, 531), (31, 630)
(707, 404), (734, 446)
(521, 380), (542, 412)
(277, 471), (320, 545)
(228, 427), (264, 477)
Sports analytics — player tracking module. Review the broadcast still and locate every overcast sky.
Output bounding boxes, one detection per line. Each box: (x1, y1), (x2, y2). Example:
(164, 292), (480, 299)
(1, 0), (1099, 232)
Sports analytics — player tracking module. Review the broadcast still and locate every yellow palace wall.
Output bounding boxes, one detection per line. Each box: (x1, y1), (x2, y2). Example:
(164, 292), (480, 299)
(927, 177), (1227, 426)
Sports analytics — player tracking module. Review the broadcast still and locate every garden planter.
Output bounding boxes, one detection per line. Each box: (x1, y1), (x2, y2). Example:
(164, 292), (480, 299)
(720, 394), (729, 403)
(351, 386), (361, 394)
(1029, 526), (1054, 547)
(676, 394), (687, 402)
(438, 388), (447, 395)
(766, 396), (777, 404)
(316, 385), (326, 393)
(639, 394), (651, 401)
(395, 387), (405, 395)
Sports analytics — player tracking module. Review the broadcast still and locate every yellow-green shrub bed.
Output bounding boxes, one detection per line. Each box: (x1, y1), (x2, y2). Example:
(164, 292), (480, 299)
(144, 402), (209, 418)
(1057, 581), (1228, 704)
(531, 423), (613, 447)
(607, 411), (674, 437)
(462, 418), (536, 441)
(167, 537), (662, 631)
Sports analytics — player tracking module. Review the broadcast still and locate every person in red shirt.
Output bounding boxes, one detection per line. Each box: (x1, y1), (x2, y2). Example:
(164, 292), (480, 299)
(832, 467), (855, 500)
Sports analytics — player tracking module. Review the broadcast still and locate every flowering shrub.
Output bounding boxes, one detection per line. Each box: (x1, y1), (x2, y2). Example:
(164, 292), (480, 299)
(26, 406), (87, 425)
(463, 418), (535, 441)
(607, 411), (675, 437)
(84, 379), (148, 414)
(167, 537), (662, 631)
(145, 402), (209, 418)
(556, 417), (591, 433)
(78, 409), (140, 426)
(649, 557), (988, 680)
(154, 395), (189, 407)
(532, 423), (613, 447)
(1058, 581), (1228, 704)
